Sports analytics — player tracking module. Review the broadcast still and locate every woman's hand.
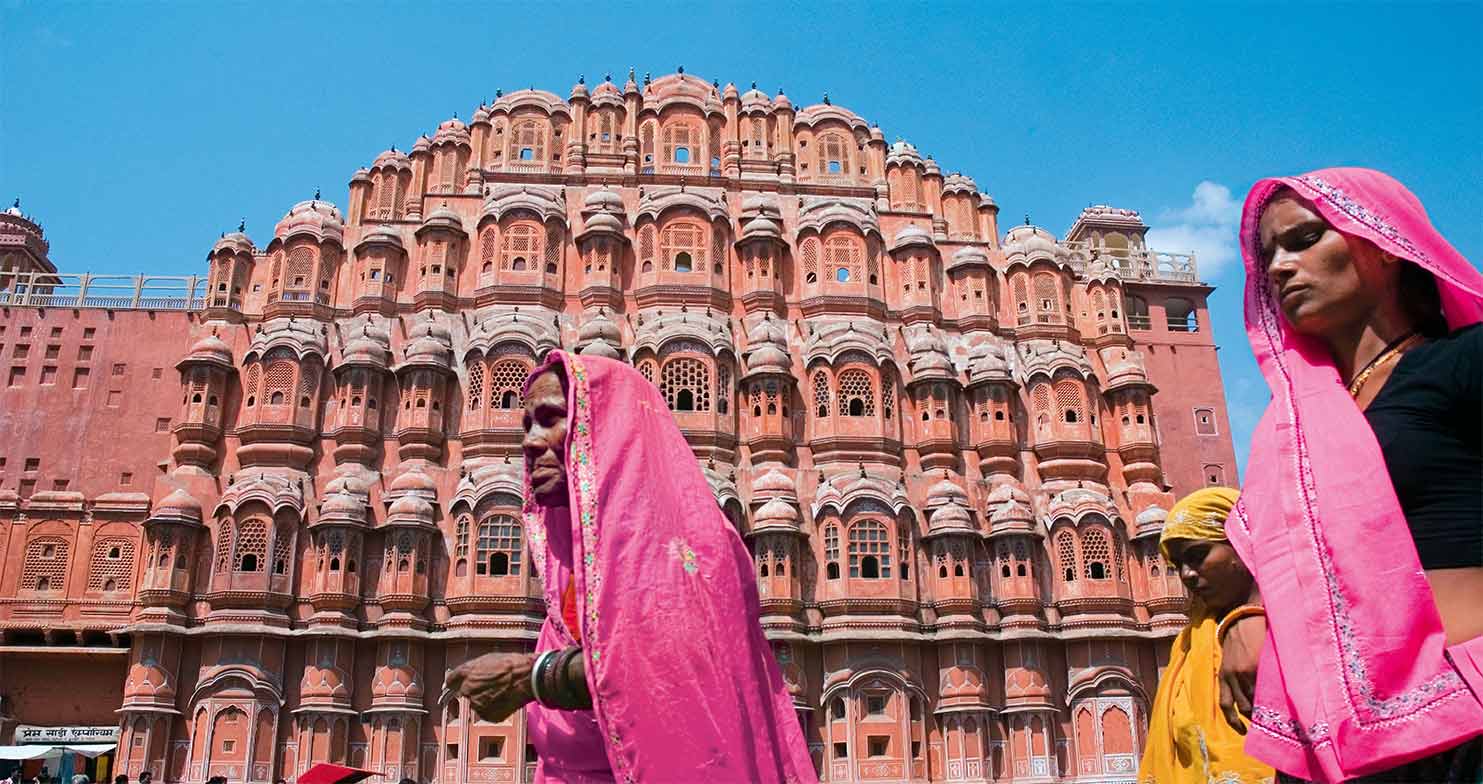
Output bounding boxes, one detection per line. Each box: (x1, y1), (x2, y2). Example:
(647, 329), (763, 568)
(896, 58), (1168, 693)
(1219, 613), (1266, 732)
(445, 652), (537, 723)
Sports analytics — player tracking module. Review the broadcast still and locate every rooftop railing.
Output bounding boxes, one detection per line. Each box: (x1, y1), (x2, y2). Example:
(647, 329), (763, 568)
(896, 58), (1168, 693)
(0, 272), (207, 310)
(1061, 242), (1199, 284)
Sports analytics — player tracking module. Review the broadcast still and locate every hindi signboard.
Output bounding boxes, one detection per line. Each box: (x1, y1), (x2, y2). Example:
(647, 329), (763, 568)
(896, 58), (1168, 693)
(13, 725), (120, 745)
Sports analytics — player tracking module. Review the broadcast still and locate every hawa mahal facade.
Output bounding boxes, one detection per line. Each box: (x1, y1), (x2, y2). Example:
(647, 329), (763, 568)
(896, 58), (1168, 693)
(0, 70), (1236, 784)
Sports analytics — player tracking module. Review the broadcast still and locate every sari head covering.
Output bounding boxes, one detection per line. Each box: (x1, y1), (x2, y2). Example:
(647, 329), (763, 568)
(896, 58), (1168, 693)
(1141, 487), (1274, 784)
(1158, 486), (1241, 561)
(1231, 168), (1483, 781)
(520, 351), (817, 784)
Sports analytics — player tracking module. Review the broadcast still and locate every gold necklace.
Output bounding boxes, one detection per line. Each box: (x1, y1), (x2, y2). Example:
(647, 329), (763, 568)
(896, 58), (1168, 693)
(1347, 333), (1422, 398)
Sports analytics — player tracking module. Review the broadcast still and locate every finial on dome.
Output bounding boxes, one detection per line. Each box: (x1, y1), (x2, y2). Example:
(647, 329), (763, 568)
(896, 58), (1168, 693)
(823, 92), (831, 105)
(677, 64), (684, 74)
(644, 71), (652, 86)
(858, 462), (866, 478)
(818, 470), (826, 485)
(238, 219), (246, 232)
(391, 145), (397, 152)
(1024, 213), (1031, 226)
(314, 187), (321, 200)
(628, 66), (636, 80)
(453, 111), (458, 119)
(777, 86), (785, 95)
(751, 81), (757, 89)
(10, 197), (18, 209)
(496, 88), (503, 98)
(578, 74), (585, 84)
(604, 72), (612, 82)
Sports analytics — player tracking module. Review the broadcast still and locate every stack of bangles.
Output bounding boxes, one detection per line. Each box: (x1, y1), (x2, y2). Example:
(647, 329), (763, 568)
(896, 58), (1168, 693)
(530, 646), (589, 709)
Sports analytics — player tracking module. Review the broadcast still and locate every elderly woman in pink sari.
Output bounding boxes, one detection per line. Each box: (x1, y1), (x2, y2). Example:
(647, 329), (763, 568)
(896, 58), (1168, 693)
(446, 351), (817, 784)
(1230, 168), (1483, 782)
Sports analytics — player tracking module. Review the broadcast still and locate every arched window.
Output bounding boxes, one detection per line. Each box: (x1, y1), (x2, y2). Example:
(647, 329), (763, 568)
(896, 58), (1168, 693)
(513, 120), (546, 163)
(1166, 297), (1198, 332)
(848, 520), (891, 579)
(263, 356), (295, 407)
(466, 361), (484, 409)
(488, 359), (530, 410)
(817, 132), (848, 176)
(660, 221), (704, 272)
(1082, 528), (1111, 580)
(1033, 272), (1061, 323)
(824, 523), (840, 580)
(1055, 378), (1085, 427)
(1055, 528), (1077, 583)
(836, 369), (876, 417)
(475, 515), (522, 577)
(824, 235), (862, 284)
(88, 538), (134, 592)
(500, 223), (542, 271)
(235, 519), (268, 573)
(21, 537), (69, 593)
(454, 515), (470, 577)
(663, 123), (696, 165)
(800, 237), (820, 285)
(659, 358), (711, 412)
(813, 371), (831, 418)
(1126, 295), (1151, 330)
(272, 522), (293, 575)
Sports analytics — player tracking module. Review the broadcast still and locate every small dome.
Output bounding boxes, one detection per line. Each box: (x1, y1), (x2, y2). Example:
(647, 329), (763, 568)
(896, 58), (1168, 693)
(751, 468), (794, 499)
(746, 344), (791, 374)
(891, 224), (934, 252)
(968, 341), (1012, 385)
(319, 490), (367, 525)
(577, 340), (622, 360)
(927, 476), (969, 509)
(569, 79), (589, 100)
(722, 82), (740, 101)
(389, 470), (438, 495)
(411, 135), (432, 154)
(583, 187), (624, 212)
(472, 105), (492, 123)
(276, 199), (345, 244)
(887, 140), (924, 168)
(355, 224), (403, 250)
(342, 335), (389, 367)
(948, 246), (991, 272)
(869, 126), (885, 142)
(212, 231), (255, 255)
(741, 193), (777, 215)
(592, 79), (622, 101)
(387, 494), (435, 524)
(1137, 505), (1168, 526)
(185, 333), (233, 366)
(433, 117), (470, 146)
(741, 216), (782, 242)
(942, 173), (978, 195)
(753, 497), (800, 529)
(582, 211), (623, 236)
(420, 205), (464, 233)
(372, 148), (411, 170)
(578, 310), (621, 343)
(740, 86), (771, 111)
(156, 488), (203, 520)
(929, 500), (974, 532)
(924, 158), (942, 178)
(773, 91), (793, 111)
(351, 168), (372, 184)
(324, 473), (371, 498)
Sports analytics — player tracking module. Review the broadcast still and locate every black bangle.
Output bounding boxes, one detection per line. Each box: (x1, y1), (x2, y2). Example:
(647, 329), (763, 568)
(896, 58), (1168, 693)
(550, 646), (587, 709)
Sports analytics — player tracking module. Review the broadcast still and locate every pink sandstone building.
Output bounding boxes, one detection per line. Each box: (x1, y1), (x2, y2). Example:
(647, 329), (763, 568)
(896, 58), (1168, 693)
(0, 70), (1237, 784)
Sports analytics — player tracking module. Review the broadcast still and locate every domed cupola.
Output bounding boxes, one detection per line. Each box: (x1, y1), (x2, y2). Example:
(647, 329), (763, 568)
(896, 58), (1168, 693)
(575, 308), (624, 360)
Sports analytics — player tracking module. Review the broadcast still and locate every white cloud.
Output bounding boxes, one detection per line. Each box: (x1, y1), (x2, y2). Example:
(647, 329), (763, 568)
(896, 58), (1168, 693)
(1145, 181), (1241, 277)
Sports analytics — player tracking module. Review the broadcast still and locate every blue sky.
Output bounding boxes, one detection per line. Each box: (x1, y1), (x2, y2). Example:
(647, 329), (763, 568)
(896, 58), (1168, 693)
(4, 1), (1480, 475)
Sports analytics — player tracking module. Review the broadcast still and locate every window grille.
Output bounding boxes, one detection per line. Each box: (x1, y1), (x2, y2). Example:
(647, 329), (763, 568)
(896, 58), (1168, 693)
(273, 523), (294, 575)
(236, 519), (268, 572)
(480, 228), (498, 273)
(215, 521), (233, 572)
(476, 515), (522, 576)
(801, 237), (820, 283)
(848, 520), (891, 578)
(837, 369), (875, 417)
(660, 358), (711, 412)
(467, 361), (484, 409)
(501, 223), (540, 271)
(813, 371), (831, 418)
(489, 359), (529, 410)
(1056, 529), (1078, 582)
(21, 537), (68, 592)
(1055, 379), (1084, 424)
(88, 538), (134, 591)
(1082, 528), (1111, 580)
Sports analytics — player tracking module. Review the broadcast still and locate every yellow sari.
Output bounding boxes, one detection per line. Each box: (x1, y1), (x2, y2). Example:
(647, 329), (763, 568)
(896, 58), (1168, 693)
(1140, 487), (1273, 784)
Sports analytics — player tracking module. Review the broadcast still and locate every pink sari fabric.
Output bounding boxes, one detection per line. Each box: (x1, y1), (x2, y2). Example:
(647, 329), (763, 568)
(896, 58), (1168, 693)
(520, 351), (817, 784)
(1230, 167), (1483, 780)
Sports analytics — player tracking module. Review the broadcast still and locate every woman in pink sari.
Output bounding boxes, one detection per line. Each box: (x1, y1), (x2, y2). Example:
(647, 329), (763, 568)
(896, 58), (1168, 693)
(1231, 168), (1483, 781)
(446, 351), (817, 784)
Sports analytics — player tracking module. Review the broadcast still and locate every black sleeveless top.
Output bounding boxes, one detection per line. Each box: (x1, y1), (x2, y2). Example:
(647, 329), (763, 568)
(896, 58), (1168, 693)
(1362, 323), (1483, 569)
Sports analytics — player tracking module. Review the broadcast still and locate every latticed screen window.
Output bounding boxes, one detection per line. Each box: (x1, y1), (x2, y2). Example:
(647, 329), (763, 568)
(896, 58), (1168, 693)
(544, 228), (561, 274)
(813, 371), (831, 418)
(661, 222), (704, 273)
(848, 520), (891, 578)
(488, 359), (529, 410)
(818, 133), (848, 175)
(824, 523), (840, 579)
(1055, 379), (1084, 424)
(235, 519), (268, 572)
(21, 537), (69, 592)
(801, 237), (820, 284)
(881, 373), (895, 419)
(1014, 539), (1031, 577)
(287, 247), (314, 290)
(640, 123), (655, 168)
(479, 228), (498, 275)
(273, 523), (293, 575)
(1033, 273), (1060, 322)
(1082, 528), (1111, 580)
(997, 542), (1013, 577)
(660, 358), (711, 412)
(215, 522), (233, 572)
(639, 226), (656, 272)
(1112, 533), (1125, 580)
(1032, 385), (1052, 430)
(1056, 529), (1078, 582)
(837, 369), (876, 417)
(663, 124), (695, 163)
(476, 515), (522, 576)
(298, 364), (319, 409)
(637, 359), (656, 384)
(825, 235), (862, 283)
(711, 226), (725, 274)
(88, 538), (135, 592)
(749, 117), (767, 156)
(439, 149), (457, 190)
(514, 120), (546, 162)
(1013, 276), (1030, 323)
(264, 357), (295, 407)
(466, 362), (485, 409)
(717, 365), (730, 414)
(501, 224), (540, 271)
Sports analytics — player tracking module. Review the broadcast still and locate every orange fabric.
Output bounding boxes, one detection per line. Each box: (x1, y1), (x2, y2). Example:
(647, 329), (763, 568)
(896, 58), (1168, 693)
(562, 574), (582, 643)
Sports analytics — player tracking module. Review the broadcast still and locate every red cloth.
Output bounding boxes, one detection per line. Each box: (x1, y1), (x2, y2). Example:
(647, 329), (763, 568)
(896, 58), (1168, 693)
(561, 574), (581, 643)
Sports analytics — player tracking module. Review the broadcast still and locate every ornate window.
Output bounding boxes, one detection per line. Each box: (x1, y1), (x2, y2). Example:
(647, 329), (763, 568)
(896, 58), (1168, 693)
(215, 521), (233, 572)
(660, 221), (705, 273)
(544, 228), (561, 274)
(717, 364), (730, 415)
(476, 515), (522, 576)
(500, 223), (541, 272)
(264, 356), (295, 408)
(824, 235), (862, 284)
(1055, 378), (1085, 425)
(286, 247), (314, 292)
(817, 132), (849, 176)
(898, 526), (912, 580)
(235, 519), (268, 573)
(813, 371), (831, 418)
(836, 369), (876, 417)
(488, 359), (529, 410)
(21, 537), (68, 592)
(1055, 528), (1077, 583)
(88, 538), (135, 592)
(513, 120), (546, 163)
(639, 225), (657, 273)
(1033, 272), (1061, 323)
(454, 515), (470, 577)
(466, 361), (485, 409)
(848, 520), (891, 579)
(663, 123), (697, 164)
(801, 237), (820, 285)
(824, 523), (840, 580)
(478, 228), (497, 278)
(881, 371), (895, 420)
(1032, 384), (1052, 434)
(1082, 528), (1111, 580)
(659, 358), (711, 412)
(273, 522), (294, 575)
(637, 358), (656, 384)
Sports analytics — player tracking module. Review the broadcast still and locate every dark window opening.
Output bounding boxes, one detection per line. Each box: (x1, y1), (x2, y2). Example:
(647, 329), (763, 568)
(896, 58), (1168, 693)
(1088, 562), (1107, 580)
(674, 252), (693, 273)
(826, 562), (840, 580)
(240, 554), (259, 572)
(676, 389), (695, 411)
(860, 555), (880, 579)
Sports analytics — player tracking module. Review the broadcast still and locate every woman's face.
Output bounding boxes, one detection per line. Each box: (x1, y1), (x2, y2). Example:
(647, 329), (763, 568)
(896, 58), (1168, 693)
(1165, 538), (1254, 613)
(1259, 193), (1395, 337)
(521, 368), (569, 508)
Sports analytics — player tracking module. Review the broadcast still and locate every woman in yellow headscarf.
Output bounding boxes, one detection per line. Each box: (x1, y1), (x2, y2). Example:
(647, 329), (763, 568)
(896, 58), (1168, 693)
(1139, 487), (1273, 784)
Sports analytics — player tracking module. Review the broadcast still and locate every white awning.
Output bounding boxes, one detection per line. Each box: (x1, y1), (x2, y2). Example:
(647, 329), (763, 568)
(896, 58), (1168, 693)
(0, 745), (58, 760)
(0, 743), (113, 759)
